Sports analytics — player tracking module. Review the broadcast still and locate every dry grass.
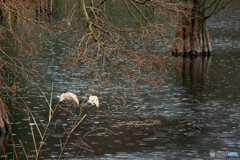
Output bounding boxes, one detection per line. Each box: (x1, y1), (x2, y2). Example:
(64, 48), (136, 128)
(17, 85), (88, 159)
(87, 95), (99, 109)
(58, 92), (79, 106)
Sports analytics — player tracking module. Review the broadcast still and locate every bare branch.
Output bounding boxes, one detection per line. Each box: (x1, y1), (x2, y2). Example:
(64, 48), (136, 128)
(132, 0), (150, 4)
(203, 0), (218, 10)
(123, 0), (142, 26)
(205, 0), (233, 19)
(128, 0), (150, 25)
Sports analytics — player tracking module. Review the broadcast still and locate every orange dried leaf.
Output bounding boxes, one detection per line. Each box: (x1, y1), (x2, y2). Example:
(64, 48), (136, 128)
(151, 31), (155, 36)
(13, 82), (16, 92)
(79, 49), (81, 53)
(74, 61), (78, 66)
(177, 29), (182, 35)
(58, 25), (62, 29)
(27, 32), (30, 36)
(61, 62), (64, 70)
(67, 8), (70, 14)
(162, 60), (166, 66)
(25, 49), (28, 54)
(136, 89), (138, 95)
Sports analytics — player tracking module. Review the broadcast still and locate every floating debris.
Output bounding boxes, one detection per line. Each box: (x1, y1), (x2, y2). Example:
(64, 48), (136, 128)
(113, 119), (161, 127)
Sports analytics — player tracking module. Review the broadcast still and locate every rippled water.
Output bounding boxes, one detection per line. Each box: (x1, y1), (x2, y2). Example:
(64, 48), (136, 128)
(2, 1), (240, 159)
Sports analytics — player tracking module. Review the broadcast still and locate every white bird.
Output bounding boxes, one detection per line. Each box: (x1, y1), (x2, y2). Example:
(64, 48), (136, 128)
(87, 95), (99, 109)
(58, 92), (79, 105)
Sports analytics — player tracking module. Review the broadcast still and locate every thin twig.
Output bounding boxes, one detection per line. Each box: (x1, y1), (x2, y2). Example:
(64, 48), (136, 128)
(19, 139), (28, 160)
(28, 112), (38, 156)
(83, 127), (115, 139)
(49, 83), (54, 121)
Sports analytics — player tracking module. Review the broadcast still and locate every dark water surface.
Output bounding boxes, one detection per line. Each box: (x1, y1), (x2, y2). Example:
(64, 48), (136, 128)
(2, 1), (240, 159)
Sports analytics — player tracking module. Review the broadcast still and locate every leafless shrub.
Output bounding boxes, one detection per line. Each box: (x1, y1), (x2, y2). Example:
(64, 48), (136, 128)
(53, 0), (195, 99)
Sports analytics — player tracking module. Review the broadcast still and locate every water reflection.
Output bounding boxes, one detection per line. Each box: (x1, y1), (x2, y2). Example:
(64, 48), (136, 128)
(2, 0), (240, 159)
(0, 132), (9, 158)
(176, 56), (212, 86)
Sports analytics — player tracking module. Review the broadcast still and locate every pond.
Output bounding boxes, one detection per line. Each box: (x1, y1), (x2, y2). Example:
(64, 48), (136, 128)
(1, 1), (240, 159)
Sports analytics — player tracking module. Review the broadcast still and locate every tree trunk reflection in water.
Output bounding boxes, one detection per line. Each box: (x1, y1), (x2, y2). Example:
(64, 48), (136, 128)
(176, 56), (212, 85)
(0, 132), (9, 157)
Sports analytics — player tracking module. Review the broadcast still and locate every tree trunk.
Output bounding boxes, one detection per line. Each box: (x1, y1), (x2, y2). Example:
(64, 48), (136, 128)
(172, 0), (212, 57)
(0, 98), (11, 134)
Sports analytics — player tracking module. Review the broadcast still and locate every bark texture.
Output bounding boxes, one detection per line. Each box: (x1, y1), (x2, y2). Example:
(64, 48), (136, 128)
(172, 0), (215, 57)
(0, 98), (11, 134)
